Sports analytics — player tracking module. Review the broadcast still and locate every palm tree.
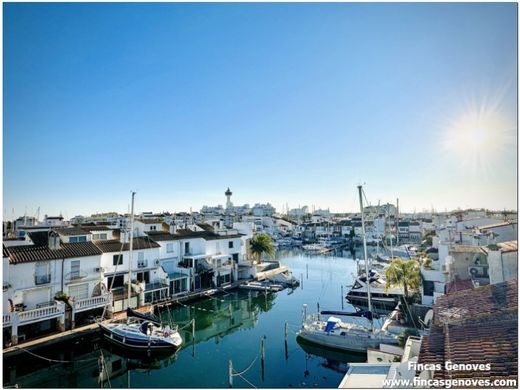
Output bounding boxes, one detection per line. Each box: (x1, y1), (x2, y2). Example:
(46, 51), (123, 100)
(384, 258), (421, 299)
(249, 233), (275, 263)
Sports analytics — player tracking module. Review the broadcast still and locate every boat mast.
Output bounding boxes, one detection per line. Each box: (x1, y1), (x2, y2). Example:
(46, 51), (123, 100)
(128, 191), (136, 310)
(357, 185), (373, 331)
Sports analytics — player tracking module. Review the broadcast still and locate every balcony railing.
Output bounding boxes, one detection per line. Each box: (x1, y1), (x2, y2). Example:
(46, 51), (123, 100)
(35, 274), (51, 285)
(17, 304), (65, 325)
(3, 313), (12, 327)
(74, 293), (112, 313)
(137, 260), (148, 269)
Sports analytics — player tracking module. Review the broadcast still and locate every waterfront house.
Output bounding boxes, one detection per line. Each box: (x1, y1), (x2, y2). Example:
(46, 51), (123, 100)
(93, 231), (166, 311)
(144, 227), (191, 297)
(2, 229), (111, 345)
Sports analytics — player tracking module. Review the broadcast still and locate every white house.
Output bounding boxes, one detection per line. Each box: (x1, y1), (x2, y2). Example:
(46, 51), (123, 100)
(94, 233), (167, 311)
(3, 229), (111, 345)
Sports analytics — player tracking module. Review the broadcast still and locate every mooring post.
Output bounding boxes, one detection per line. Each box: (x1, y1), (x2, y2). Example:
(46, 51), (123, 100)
(306, 263), (309, 279)
(229, 360), (233, 388)
(300, 273), (303, 289)
(341, 285), (344, 309)
(261, 336), (266, 381)
(284, 321), (289, 361)
(229, 303), (232, 317)
(192, 318), (196, 342)
(317, 302), (320, 321)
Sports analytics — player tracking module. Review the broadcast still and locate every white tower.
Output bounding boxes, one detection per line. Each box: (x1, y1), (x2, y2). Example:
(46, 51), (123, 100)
(225, 187), (233, 209)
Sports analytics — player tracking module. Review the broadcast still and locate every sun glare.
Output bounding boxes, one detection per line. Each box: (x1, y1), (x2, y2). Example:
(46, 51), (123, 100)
(441, 94), (516, 176)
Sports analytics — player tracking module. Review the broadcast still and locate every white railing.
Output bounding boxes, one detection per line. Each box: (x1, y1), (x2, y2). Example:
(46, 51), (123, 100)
(18, 304), (65, 325)
(3, 313), (12, 327)
(74, 293), (112, 313)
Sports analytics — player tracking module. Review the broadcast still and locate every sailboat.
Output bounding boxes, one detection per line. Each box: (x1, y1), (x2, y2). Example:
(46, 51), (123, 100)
(98, 192), (183, 351)
(296, 185), (399, 353)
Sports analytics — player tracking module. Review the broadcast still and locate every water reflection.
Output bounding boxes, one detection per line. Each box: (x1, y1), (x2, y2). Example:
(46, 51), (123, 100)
(5, 251), (374, 388)
(296, 338), (367, 366)
(4, 291), (278, 388)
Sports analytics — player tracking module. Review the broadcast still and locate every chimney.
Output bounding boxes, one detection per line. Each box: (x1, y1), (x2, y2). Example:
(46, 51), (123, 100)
(48, 232), (61, 250)
(169, 223), (177, 234)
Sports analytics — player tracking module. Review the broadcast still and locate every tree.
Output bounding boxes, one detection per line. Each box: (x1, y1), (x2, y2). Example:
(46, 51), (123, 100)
(385, 258), (421, 299)
(249, 233), (275, 263)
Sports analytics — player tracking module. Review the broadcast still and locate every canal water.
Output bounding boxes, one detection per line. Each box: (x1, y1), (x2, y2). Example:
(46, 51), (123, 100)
(3, 249), (387, 388)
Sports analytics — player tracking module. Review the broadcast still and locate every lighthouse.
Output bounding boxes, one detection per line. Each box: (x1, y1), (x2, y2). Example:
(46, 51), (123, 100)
(225, 187), (233, 209)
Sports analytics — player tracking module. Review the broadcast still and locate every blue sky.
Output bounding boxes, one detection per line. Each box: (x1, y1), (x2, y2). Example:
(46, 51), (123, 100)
(3, 3), (517, 218)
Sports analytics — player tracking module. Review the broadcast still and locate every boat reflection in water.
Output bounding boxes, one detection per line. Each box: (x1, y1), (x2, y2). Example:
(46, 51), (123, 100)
(4, 290), (276, 388)
(296, 335), (367, 375)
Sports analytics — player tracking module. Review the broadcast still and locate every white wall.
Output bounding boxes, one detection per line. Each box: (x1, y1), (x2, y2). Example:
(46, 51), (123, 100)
(488, 250), (518, 285)
(64, 255), (104, 300)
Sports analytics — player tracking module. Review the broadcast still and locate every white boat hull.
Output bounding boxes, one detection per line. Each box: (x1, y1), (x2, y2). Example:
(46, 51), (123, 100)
(297, 328), (398, 353)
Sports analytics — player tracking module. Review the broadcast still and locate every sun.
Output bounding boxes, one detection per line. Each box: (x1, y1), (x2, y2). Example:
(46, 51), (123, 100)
(441, 94), (516, 175)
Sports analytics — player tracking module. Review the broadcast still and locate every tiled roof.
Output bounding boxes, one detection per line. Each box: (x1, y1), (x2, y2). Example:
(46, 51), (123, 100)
(145, 231), (177, 242)
(5, 241), (102, 264)
(54, 227), (90, 236)
(173, 229), (243, 241)
(196, 223), (215, 232)
(448, 245), (487, 254)
(3, 245), (9, 258)
(136, 218), (164, 225)
(418, 280), (518, 383)
(482, 240), (518, 254)
(27, 231), (51, 246)
(444, 279), (474, 294)
(93, 236), (160, 253)
(79, 225), (114, 232)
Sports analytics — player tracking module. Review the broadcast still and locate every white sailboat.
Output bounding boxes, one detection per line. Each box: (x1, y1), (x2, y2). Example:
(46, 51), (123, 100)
(296, 185), (399, 353)
(99, 192), (183, 351)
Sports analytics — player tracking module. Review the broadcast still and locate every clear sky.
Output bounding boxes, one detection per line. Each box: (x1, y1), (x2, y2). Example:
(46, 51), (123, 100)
(3, 2), (518, 218)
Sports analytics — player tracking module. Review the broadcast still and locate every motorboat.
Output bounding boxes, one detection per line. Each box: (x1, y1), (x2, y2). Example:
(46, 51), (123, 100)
(346, 271), (405, 310)
(99, 308), (183, 351)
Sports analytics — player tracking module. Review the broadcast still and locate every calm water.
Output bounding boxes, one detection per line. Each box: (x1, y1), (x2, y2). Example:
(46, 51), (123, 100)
(3, 249), (386, 388)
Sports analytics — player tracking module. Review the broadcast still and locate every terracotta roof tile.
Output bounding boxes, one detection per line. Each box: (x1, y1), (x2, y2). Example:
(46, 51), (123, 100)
(418, 280), (518, 384)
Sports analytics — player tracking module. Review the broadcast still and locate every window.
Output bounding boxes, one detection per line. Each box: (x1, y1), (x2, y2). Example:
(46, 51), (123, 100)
(93, 233), (107, 240)
(423, 281), (435, 296)
(113, 254), (123, 266)
(71, 260), (80, 279)
(184, 242), (190, 254)
(136, 271), (150, 284)
(232, 253), (239, 263)
(107, 274), (124, 289)
(35, 262), (50, 285)
(69, 283), (88, 299)
(228, 241), (234, 249)
(138, 252), (144, 261)
(70, 236), (87, 243)
(167, 243), (174, 253)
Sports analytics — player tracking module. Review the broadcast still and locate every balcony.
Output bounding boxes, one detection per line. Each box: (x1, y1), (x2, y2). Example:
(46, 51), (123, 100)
(3, 303), (66, 328)
(35, 274), (51, 285)
(137, 259), (148, 269)
(73, 293), (112, 313)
